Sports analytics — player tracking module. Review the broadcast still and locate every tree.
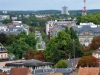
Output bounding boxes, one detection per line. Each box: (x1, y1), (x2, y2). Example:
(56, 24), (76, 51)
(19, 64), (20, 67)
(44, 30), (72, 62)
(3, 19), (12, 24)
(0, 33), (7, 44)
(52, 48), (61, 64)
(90, 36), (100, 50)
(23, 49), (35, 59)
(55, 60), (68, 68)
(77, 56), (98, 68)
(35, 50), (46, 62)
(76, 12), (100, 25)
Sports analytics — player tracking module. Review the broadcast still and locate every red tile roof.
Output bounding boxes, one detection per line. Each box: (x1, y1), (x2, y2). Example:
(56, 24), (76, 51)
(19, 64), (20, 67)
(9, 68), (32, 75)
(78, 67), (100, 75)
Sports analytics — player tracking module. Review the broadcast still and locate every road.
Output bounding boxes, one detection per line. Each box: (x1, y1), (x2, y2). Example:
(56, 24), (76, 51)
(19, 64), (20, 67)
(35, 31), (46, 50)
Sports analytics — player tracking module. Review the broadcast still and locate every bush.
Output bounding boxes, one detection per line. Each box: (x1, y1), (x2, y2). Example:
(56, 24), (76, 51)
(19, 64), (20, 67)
(55, 59), (68, 68)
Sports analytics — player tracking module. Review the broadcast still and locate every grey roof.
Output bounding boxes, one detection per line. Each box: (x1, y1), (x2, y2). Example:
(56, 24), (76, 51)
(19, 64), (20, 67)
(23, 59), (53, 66)
(74, 25), (100, 34)
(0, 31), (21, 35)
(54, 68), (73, 74)
(0, 23), (6, 27)
(23, 59), (42, 64)
(5, 59), (53, 67)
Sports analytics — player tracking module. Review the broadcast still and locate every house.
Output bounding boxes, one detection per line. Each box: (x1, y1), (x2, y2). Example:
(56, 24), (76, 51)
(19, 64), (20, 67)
(0, 22), (29, 35)
(0, 23), (7, 31)
(78, 67), (100, 75)
(0, 43), (8, 60)
(74, 23), (100, 47)
(5, 59), (53, 70)
(9, 68), (32, 75)
(0, 15), (10, 21)
(92, 47), (100, 59)
(46, 19), (76, 38)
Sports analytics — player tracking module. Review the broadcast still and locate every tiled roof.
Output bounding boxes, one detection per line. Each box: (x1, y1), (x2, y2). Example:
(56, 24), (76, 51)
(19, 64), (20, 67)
(9, 68), (32, 75)
(78, 67), (100, 75)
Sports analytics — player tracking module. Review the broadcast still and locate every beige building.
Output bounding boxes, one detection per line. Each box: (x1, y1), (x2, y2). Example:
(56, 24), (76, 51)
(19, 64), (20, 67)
(0, 43), (8, 60)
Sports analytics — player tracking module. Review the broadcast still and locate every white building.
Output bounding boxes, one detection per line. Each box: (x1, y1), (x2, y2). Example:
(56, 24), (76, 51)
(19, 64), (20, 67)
(46, 19), (76, 36)
(74, 22), (100, 47)
(0, 15), (10, 21)
(61, 6), (69, 15)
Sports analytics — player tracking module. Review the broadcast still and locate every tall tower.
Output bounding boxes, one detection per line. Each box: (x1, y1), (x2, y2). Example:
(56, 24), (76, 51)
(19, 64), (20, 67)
(61, 6), (69, 15)
(82, 0), (87, 16)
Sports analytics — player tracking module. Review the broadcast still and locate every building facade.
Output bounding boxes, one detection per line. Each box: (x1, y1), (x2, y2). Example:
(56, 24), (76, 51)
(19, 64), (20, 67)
(74, 23), (100, 46)
(61, 6), (69, 15)
(45, 19), (76, 38)
(0, 43), (8, 60)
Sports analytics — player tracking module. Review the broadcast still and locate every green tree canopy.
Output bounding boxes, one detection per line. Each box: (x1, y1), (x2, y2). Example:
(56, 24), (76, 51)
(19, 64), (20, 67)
(55, 59), (68, 68)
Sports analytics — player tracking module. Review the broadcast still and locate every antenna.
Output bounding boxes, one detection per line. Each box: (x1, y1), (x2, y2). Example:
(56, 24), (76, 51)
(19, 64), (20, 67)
(82, 0), (87, 16)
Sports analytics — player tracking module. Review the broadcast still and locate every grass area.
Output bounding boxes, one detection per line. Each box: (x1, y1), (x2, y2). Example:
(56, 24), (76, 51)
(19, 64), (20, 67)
(36, 37), (41, 43)
(38, 44), (43, 49)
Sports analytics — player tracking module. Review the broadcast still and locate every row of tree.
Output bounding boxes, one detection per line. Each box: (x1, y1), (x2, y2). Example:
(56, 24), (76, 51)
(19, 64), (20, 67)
(77, 12), (100, 24)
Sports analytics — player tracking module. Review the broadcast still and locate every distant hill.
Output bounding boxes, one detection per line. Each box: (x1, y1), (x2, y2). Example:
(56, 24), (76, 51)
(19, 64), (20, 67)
(0, 9), (100, 16)
(69, 9), (100, 16)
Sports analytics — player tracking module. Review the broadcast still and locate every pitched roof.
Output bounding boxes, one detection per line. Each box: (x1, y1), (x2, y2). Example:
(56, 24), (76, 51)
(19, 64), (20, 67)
(9, 68), (32, 75)
(74, 25), (100, 35)
(78, 67), (100, 75)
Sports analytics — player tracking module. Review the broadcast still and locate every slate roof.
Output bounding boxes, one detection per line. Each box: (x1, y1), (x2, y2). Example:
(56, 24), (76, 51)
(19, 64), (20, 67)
(5, 59), (53, 67)
(0, 23), (6, 27)
(74, 25), (100, 34)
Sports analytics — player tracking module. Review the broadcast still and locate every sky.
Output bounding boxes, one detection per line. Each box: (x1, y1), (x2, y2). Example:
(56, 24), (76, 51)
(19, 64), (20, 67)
(0, 0), (100, 10)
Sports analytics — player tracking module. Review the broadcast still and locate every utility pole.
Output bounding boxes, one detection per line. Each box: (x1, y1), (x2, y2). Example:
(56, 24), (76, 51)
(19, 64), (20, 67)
(73, 39), (75, 68)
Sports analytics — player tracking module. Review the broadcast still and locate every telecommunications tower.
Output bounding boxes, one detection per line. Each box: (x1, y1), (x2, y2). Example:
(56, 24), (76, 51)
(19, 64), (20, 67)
(82, 0), (87, 16)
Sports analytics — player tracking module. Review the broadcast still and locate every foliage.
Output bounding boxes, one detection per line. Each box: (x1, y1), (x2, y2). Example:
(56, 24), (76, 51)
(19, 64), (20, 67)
(23, 49), (35, 59)
(35, 50), (46, 62)
(77, 56), (98, 68)
(5, 32), (37, 59)
(55, 60), (68, 68)
(3, 19), (12, 24)
(0, 33), (7, 45)
(90, 36), (100, 50)
(44, 30), (83, 64)
(82, 46), (94, 56)
(41, 31), (49, 44)
(22, 16), (45, 27)
(52, 48), (61, 64)
(76, 13), (100, 24)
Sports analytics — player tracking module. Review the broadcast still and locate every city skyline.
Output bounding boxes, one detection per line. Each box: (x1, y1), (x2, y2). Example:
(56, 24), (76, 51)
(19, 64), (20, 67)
(0, 0), (100, 10)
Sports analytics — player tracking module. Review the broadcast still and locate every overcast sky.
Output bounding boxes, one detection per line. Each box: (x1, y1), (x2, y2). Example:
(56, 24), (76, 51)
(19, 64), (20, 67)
(0, 0), (100, 10)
